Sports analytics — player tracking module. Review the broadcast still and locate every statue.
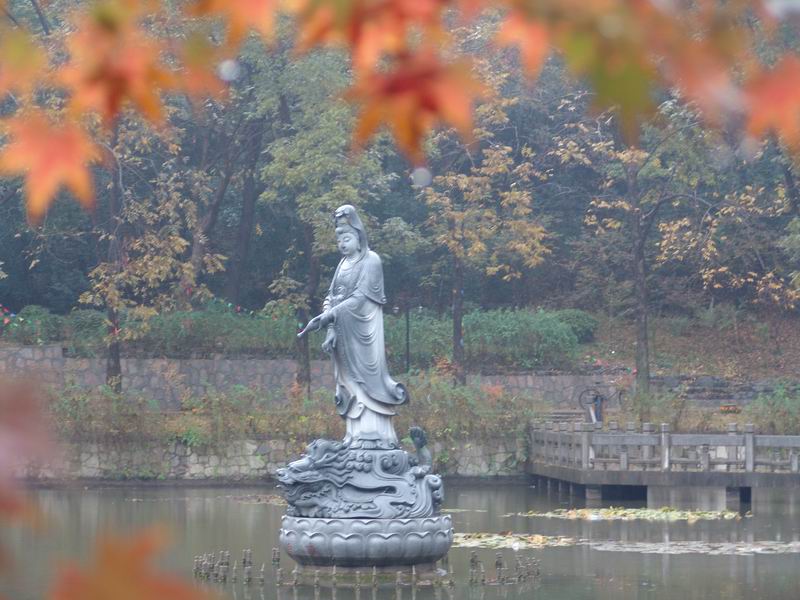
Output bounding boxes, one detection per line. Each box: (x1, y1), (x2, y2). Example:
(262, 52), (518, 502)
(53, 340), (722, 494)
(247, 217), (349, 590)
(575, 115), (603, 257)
(297, 204), (407, 444)
(278, 205), (452, 570)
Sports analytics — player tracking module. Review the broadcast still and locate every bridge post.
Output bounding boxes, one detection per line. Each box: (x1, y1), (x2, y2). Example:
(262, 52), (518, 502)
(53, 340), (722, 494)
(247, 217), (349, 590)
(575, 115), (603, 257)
(727, 423), (739, 472)
(660, 424), (671, 472)
(642, 423), (654, 467)
(744, 424), (754, 473)
(585, 485), (602, 506)
(701, 444), (710, 471)
(581, 423), (591, 469)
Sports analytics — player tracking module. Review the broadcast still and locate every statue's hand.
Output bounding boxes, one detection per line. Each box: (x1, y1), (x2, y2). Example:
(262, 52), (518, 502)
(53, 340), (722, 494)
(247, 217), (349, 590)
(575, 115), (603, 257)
(322, 328), (337, 353)
(297, 314), (323, 338)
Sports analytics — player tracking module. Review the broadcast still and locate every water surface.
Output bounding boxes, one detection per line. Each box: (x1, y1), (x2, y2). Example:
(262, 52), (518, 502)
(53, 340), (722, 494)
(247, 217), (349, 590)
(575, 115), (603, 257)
(2, 481), (798, 599)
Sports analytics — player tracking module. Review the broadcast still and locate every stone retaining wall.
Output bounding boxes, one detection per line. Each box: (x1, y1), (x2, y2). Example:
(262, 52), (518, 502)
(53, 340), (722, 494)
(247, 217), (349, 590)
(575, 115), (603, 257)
(1, 344), (793, 409)
(24, 437), (526, 481)
(0, 344), (629, 409)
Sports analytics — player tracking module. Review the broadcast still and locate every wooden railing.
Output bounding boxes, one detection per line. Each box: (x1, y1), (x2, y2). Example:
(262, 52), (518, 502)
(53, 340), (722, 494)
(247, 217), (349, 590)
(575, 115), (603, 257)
(529, 422), (800, 474)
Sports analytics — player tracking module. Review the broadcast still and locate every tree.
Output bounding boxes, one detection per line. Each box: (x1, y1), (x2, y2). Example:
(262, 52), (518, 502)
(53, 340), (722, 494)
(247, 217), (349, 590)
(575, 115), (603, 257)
(259, 47), (394, 384)
(2, 0), (800, 221)
(423, 58), (549, 383)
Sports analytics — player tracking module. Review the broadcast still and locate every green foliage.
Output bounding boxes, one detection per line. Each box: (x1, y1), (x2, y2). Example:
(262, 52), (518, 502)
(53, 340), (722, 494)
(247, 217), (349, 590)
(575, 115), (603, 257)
(124, 303), (297, 358)
(50, 384), (165, 442)
(62, 309), (107, 356)
(694, 304), (744, 332)
(1, 305), (63, 345)
(395, 370), (545, 442)
(49, 369), (545, 449)
(743, 384), (800, 434)
(463, 309), (578, 371)
(552, 309), (599, 343)
(4, 303), (584, 371)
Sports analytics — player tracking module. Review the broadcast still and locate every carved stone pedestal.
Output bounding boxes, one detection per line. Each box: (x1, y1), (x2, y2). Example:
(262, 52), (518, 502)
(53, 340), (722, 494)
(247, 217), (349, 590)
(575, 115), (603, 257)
(280, 514), (453, 568)
(277, 436), (453, 569)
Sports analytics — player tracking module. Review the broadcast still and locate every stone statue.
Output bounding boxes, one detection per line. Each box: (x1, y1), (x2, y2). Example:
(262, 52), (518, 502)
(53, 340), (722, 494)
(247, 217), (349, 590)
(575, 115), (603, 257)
(298, 204), (407, 444)
(279, 205), (452, 569)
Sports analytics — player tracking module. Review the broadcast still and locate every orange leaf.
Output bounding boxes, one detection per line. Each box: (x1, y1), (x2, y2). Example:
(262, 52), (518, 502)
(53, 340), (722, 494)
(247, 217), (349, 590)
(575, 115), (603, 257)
(59, 5), (174, 124)
(745, 55), (800, 146)
(0, 27), (48, 97)
(50, 527), (216, 600)
(347, 50), (483, 162)
(495, 11), (550, 78)
(0, 111), (100, 222)
(177, 33), (228, 99)
(188, 0), (278, 46)
(292, 0), (447, 73)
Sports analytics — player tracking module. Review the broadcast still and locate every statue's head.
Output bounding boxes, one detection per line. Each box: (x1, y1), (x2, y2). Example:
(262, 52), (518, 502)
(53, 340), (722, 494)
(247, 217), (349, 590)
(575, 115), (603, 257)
(334, 204), (368, 260)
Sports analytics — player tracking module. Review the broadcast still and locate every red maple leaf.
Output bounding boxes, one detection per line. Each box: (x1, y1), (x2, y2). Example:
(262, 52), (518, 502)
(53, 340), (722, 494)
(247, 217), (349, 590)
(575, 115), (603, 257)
(0, 111), (100, 223)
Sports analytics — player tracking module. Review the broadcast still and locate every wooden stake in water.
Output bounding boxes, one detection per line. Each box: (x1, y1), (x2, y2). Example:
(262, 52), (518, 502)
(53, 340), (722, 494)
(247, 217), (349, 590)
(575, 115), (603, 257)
(276, 568), (283, 586)
(272, 547), (280, 565)
(372, 566), (378, 589)
(232, 562), (238, 583)
(331, 565), (337, 588)
(291, 567), (299, 587)
(259, 563), (266, 586)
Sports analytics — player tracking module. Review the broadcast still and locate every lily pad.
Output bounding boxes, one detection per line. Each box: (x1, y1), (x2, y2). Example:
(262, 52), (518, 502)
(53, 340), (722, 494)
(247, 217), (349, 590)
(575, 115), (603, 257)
(590, 540), (800, 556)
(508, 506), (745, 523)
(453, 532), (579, 549)
(228, 494), (287, 506)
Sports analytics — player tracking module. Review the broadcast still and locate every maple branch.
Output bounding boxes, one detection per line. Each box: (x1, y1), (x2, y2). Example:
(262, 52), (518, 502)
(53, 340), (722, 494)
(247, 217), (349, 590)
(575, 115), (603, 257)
(2, 6), (20, 27)
(28, 0), (50, 35)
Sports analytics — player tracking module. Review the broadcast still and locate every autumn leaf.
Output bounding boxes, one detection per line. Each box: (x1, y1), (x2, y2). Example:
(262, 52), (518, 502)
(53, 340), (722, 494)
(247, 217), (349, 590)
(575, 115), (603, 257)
(59, 3), (174, 123)
(495, 11), (550, 78)
(348, 50), (483, 162)
(177, 33), (228, 98)
(188, 0), (278, 45)
(292, 0), (447, 73)
(0, 27), (47, 97)
(50, 527), (217, 600)
(0, 111), (100, 222)
(745, 55), (800, 146)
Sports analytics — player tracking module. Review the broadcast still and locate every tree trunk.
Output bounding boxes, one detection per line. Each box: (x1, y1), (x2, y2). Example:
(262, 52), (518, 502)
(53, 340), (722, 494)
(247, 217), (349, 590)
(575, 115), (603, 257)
(180, 162), (234, 307)
(225, 118), (266, 305)
(106, 306), (121, 392)
(105, 129), (124, 392)
(29, 0), (50, 34)
(295, 306), (311, 390)
(629, 166), (650, 398)
(295, 223), (320, 387)
(452, 258), (466, 385)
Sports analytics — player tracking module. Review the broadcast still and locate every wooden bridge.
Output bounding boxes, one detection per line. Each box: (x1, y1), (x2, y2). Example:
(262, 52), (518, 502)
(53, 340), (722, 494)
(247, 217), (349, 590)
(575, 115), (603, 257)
(526, 422), (800, 510)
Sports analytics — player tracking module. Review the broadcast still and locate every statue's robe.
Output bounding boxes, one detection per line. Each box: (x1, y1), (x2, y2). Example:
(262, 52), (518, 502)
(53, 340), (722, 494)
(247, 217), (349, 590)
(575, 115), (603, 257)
(325, 251), (407, 439)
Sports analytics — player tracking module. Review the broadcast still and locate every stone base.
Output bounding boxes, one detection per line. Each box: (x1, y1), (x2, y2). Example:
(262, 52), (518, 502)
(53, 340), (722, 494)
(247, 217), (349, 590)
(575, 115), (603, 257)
(279, 514), (453, 568)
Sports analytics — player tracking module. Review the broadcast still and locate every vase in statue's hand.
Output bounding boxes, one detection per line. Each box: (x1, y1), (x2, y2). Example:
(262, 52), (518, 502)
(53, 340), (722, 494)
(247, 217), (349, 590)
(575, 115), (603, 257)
(296, 310), (333, 338)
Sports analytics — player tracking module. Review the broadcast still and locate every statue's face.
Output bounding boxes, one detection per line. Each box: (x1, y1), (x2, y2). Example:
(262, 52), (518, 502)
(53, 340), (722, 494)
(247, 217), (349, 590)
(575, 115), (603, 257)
(336, 228), (359, 257)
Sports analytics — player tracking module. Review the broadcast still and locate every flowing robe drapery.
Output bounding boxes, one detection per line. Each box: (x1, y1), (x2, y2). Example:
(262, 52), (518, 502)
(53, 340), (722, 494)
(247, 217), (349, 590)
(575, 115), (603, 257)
(325, 251), (407, 442)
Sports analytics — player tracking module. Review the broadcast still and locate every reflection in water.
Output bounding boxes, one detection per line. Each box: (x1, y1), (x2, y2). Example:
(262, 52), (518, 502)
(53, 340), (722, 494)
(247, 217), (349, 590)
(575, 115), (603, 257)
(2, 482), (799, 600)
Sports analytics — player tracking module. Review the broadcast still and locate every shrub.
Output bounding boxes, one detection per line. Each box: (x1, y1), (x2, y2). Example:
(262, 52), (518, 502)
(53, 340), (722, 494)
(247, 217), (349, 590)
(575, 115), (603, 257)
(463, 309), (578, 371)
(63, 309), (107, 357)
(552, 309), (599, 343)
(742, 384), (800, 434)
(1, 305), (64, 345)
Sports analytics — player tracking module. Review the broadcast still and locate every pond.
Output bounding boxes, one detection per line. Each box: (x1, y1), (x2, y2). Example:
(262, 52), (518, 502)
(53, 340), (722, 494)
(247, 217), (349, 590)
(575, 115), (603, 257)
(2, 481), (799, 599)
